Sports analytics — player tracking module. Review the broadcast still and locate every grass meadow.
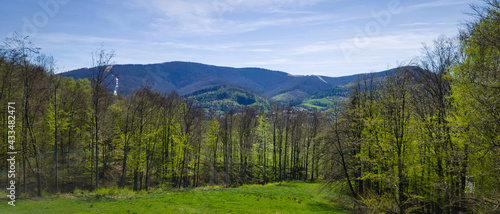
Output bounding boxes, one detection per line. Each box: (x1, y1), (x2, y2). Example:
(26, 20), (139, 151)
(0, 182), (354, 214)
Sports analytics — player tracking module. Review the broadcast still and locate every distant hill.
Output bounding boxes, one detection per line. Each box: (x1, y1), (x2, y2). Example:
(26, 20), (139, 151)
(185, 84), (268, 110)
(59, 61), (397, 108)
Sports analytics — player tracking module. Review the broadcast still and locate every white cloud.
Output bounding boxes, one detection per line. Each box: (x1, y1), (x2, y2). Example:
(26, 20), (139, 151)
(399, 22), (457, 27)
(406, 0), (470, 10)
(293, 43), (342, 55)
(125, 0), (330, 37)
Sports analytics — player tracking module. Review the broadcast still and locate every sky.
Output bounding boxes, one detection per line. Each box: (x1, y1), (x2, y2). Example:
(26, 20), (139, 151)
(0, 0), (481, 76)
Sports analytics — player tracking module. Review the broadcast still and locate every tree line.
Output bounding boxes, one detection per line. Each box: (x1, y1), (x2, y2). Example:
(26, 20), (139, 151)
(322, 1), (500, 213)
(1, 1), (499, 213)
(0, 36), (330, 195)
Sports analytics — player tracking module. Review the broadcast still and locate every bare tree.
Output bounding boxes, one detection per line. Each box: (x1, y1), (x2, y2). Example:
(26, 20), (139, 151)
(37, 54), (59, 193)
(90, 45), (114, 190)
(413, 35), (463, 213)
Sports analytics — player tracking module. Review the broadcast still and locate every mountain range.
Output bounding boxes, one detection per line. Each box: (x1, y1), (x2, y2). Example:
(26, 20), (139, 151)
(60, 61), (393, 108)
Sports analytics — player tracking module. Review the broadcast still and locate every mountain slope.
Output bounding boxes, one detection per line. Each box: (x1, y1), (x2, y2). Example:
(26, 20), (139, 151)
(59, 61), (395, 102)
(61, 61), (351, 96)
(186, 84), (269, 110)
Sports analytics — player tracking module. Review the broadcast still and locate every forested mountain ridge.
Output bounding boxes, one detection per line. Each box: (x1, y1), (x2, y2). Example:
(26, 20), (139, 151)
(59, 61), (393, 99)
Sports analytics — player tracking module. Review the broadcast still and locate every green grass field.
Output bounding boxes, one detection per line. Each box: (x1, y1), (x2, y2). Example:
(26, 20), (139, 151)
(0, 182), (353, 214)
(301, 98), (334, 109)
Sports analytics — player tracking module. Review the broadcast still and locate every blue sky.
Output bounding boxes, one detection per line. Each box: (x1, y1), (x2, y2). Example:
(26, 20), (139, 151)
(0, 0), (480, 76)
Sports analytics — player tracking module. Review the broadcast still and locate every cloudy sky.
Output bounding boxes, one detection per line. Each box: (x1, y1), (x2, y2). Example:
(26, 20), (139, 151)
(0, 0), (480, 76)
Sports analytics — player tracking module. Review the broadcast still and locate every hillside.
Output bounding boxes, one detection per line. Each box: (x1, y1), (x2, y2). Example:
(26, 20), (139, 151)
(59, 61), (392, 100)
(186, 84), (269, 110)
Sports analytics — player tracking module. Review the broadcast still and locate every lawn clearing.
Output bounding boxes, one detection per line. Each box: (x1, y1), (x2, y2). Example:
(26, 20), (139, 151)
(0, 182), (353, 214)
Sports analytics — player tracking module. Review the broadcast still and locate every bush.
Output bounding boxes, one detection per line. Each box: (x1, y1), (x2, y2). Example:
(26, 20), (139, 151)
(93, 187), (135, 199)
(72, 188), (89, 197)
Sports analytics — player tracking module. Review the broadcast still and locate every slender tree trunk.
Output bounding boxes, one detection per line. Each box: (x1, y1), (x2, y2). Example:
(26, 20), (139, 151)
(273, 121), (277, 182)
(197, 141), (201, 187)
(95, 113), (99, 189)
(133, 164), (138, 191)
(120, 140), (129, 187)
(54, 83), (59, 192)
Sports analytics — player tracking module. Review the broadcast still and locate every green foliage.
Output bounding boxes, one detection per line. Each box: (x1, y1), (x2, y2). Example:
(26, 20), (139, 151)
(301, 98), (334, 109)
(446, 1), (500, 211)
(94, 187), (135, 199)
(271, 90), (309, 103)
(321, 3), (500, 211)
(359, 192), (400, 214)
(186, 84), (269, 110)
(310, 86), (348, 99)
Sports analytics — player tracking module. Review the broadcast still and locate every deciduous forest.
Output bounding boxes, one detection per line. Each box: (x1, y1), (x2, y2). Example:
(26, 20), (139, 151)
(1, 1), (499, 213)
